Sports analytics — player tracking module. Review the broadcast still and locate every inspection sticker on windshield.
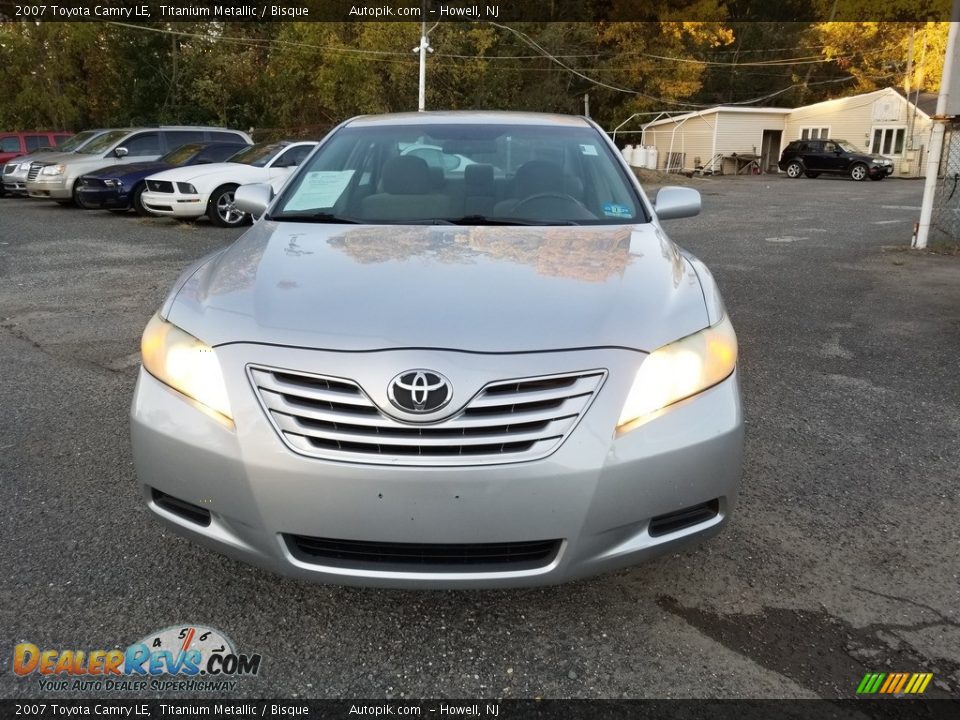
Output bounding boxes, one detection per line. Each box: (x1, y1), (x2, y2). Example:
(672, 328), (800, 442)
(602, 203), (633, 218)
(283, 170), (354, 212)
(579, 144), (599, 156)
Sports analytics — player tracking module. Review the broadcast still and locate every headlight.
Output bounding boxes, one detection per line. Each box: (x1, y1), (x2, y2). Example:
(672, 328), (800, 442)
(176, 182), (198, 194)
(18, 162), (31, 171)
(140, 313), (232, 420)
(103, 178), (118, 187)
(40, 164), (65, 176)
(617, 315), (737, 430)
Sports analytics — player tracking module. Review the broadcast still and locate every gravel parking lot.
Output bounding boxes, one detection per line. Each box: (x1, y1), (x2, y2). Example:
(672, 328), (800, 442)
(1, 177), (958, 700)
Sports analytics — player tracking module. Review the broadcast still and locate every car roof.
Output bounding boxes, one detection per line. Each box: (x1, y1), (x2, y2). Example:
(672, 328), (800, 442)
(344, 111), (594, 128)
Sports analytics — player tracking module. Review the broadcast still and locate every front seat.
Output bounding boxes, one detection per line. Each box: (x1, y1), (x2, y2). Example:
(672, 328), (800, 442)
(360, 156), (455, 221)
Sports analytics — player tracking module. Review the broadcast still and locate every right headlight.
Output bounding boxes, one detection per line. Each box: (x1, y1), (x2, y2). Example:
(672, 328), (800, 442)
(617, 315), (737, 431)
(40, 164), (65, 176)
(140, 313), (232, 421)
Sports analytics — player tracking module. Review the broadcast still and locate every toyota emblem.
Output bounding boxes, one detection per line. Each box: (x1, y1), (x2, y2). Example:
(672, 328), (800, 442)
(388, 370), (452, 414)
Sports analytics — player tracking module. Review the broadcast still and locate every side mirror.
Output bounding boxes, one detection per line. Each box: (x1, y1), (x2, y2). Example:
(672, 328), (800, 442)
(234, 183), (274, 219)
(654, 186), (701, 220)
(114, 146), (128, 158)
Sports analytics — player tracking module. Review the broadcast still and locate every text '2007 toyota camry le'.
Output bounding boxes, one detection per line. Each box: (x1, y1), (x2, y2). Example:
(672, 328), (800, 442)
(131, 111), (743, 589)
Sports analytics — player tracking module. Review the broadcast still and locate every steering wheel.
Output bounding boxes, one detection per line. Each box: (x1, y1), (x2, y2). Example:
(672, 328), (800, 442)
(512, 192), (590, 214)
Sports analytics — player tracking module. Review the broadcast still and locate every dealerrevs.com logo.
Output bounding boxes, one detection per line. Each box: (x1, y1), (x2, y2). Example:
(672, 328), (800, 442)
(14, 625), (262, 693)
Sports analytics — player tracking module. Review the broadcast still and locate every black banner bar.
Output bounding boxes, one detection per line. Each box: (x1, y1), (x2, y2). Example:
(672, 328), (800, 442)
(2, 700), (960, 719)
(0, 0), (955, 23)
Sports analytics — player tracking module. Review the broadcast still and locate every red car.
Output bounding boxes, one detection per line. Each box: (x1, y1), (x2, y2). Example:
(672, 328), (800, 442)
(0, 131), (73, 166)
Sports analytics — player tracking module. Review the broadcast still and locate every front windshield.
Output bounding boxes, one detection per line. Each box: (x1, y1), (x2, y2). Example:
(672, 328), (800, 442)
(76, 130), (130, 155)
(271, 124), (645, 226)
(226, 143), (284, 167)
(57, 130), (100, 153)
(160, 143), (204, 166)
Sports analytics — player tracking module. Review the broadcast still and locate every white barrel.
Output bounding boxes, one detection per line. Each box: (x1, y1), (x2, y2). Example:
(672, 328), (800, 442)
(645, 146), (658, 170)
(622, 144), (633, 161)
(632, 145), (648, 168)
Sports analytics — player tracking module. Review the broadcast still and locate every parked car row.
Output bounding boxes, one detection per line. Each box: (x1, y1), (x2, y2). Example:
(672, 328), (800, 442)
(0, 129), (75, 195)
(2, 124), (320, 227)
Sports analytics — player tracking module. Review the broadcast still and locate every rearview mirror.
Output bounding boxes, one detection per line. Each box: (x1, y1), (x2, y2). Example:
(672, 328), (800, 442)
(233, 183), (274, 219)
(654, 186), (701, 220)
(114, 146), (128, 158)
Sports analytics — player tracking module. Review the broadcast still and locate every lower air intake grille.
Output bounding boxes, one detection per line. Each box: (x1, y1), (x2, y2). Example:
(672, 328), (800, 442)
(285, 535), (561, 571)
(648, 500), (720, 537)
(151, 489), (211, 527)
(249, 366), (606, 466)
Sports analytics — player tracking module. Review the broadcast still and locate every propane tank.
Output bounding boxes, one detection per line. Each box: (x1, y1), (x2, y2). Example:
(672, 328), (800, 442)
(645, 146), (659, 170)
(633, 145), (648, 168)
(622, 144), (634, 162)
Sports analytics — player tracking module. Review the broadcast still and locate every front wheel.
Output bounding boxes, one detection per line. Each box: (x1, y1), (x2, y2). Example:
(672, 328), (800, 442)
(131, 183), (150, 216)
(207, 185), (249, 227)
(850, 163), (868, 181)
(785, 161), (804, 178)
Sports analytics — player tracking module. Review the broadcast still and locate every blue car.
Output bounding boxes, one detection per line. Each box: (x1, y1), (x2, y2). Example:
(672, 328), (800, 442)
(76, 142), (249, 215)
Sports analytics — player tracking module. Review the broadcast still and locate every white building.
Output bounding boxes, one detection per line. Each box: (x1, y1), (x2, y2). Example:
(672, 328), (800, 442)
(635, 88), (936, 177)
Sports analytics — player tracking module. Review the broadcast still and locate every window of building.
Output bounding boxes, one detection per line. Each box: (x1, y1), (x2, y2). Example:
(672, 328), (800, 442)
(800, 127), (830, 140)
(871, 127), (906, 156)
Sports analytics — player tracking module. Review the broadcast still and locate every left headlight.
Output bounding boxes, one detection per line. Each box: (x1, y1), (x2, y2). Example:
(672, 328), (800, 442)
(617, 315), (737, 430)
(176, 182), (198, 194)
(140, 313), (233, 420)
(40, 164), (65, 176)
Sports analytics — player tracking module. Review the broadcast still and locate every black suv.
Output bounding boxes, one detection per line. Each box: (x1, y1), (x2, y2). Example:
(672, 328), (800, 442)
(778, 139), (894, 181)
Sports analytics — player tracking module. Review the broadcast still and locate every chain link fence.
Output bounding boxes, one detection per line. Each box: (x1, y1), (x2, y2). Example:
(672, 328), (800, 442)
(930, 120), (960, 246)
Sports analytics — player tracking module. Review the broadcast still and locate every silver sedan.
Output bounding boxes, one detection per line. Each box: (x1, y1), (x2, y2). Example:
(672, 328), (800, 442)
(130, 111), (743, 588)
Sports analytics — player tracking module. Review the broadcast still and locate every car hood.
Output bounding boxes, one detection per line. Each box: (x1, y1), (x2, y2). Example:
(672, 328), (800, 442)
(166, 222), (710, 354)
(146, 162), (243, 183)
(24, 151), (74, 166)
(85, 161), (169, 180)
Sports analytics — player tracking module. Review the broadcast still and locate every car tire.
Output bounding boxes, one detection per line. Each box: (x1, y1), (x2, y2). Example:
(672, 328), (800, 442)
(71, 181), (87, 208)
(804, 171), (820, 178)
(850, 163), (868, 181)
(207, 185), (249, 228)
(131, 183), (150, 216)
(785, 161), (804, 178)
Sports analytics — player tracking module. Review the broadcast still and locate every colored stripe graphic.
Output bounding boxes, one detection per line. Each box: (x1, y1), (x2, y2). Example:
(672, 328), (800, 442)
(857, 672), (932, 694)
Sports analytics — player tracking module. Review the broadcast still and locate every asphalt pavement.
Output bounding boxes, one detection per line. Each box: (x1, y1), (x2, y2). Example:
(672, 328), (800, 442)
(1, 177), (958, 700)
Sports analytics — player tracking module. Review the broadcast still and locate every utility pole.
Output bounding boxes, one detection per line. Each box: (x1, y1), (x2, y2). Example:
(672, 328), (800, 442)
(413, 6), (434, 112)
(584, 93), (590, 118)
(914, 12), (959, 249)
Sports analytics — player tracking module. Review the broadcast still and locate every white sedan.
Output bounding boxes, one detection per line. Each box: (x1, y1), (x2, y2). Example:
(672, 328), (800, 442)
(140, 141), (317, 227)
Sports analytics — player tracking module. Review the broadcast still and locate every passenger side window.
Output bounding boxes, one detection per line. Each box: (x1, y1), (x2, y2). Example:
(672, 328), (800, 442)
(122, 133), (161, 157)
(25, 135), (48, 151)
(273, 145), (312, 168)
(165, 130), (205, 151)
(199, 145), (244, 163)
(0, 137), (21, 152)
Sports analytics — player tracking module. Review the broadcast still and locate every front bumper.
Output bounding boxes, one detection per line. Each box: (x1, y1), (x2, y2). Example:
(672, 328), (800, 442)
(76, 184), (128, 209)
(141, 189), (206, 218)
(130, 345), (743, 589)
(870, 164), (894, 177)
(26, 175), (70, 199)
(3, 168), (28, 194)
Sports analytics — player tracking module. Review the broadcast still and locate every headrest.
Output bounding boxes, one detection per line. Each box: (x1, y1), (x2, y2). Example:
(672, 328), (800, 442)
(382, 155), (432, 194)
(464, 163), (495, 193)
(515, 160), (564, 195)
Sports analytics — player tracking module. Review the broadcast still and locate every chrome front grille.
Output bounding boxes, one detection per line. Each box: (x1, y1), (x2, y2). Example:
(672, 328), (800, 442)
(27, 162), (44, 181)
(249, 365), (606, 466)
(146, 179), (173, 193)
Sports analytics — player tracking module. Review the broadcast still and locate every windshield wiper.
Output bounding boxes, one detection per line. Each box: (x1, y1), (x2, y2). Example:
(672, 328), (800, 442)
(444, 215), (580, 226)
(271, 212), (362, 224)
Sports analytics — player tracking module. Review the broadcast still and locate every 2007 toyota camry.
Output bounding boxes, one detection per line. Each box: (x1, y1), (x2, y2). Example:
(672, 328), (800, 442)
(131, 111), (743, 588)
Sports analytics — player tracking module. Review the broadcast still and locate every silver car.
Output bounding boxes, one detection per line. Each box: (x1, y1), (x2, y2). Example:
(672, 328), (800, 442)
(131, 111), (743, 588)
